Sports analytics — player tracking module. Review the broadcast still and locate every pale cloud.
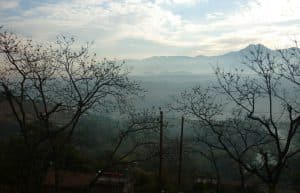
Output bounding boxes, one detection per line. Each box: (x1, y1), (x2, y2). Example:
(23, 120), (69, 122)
(225, 0), (300, 26)
(205, 12), (225, 20)
(155, 0), (207, 6)
(201, 0), (300, 52)
(0, 0), (19, 10)
(1, 0), (300, 58)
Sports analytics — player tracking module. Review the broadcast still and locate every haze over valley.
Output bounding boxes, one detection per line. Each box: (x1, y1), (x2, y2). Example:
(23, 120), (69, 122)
(1, 1), (300, 193)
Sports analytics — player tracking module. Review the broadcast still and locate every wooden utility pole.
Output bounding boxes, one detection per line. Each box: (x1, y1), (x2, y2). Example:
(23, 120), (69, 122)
(159, 109), (163, 193)
(177, 116), (184, 193)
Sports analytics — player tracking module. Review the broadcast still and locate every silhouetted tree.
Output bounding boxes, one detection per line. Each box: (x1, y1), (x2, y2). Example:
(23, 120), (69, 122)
(215, 44), (300, 193)
(84, 108), (161, 193)
(173, 44), (300, 193)
(172, 86), (269, 193)
(172, 44), (300, 193)
(0, 28), (140, 193)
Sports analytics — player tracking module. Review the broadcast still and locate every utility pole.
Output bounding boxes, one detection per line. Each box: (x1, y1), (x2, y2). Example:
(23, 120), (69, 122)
(177, 116), (184, 193)
(159, 109), (163, 193)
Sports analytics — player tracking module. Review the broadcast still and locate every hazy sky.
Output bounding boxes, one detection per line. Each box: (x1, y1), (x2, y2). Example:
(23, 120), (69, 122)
(1, 0), (300, 58)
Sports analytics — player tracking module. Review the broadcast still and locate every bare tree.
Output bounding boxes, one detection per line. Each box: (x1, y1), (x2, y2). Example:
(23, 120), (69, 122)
(172, 44), (300, 193)
(84, 108), (161, 193)
(172, 85), (273, 193)
(214, 44), (300, 193)
(0, 28), (140, 193)
(192, 136), (223, 193)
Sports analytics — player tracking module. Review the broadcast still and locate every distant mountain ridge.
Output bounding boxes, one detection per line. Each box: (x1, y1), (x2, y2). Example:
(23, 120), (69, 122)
(125, 44), (292, 76)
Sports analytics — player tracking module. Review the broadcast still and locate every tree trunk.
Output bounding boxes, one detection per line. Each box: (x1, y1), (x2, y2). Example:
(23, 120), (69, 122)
(268, 183), (277, 193)
(210, 152), (221, 193)
(215, 170), (221, 193)
(238, 164), (246, 193)
(177, 116), (184, 193)
(54, 163), (59, 193)
(52, 146), (60, 193)
(158, 110), (164, 193)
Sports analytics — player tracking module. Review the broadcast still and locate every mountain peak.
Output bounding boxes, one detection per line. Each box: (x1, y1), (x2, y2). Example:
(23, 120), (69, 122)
(243, 43), (270, 51)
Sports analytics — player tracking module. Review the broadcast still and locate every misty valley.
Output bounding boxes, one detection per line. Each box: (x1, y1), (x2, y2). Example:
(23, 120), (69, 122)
(1, 28), (300, 193)
(1, 1), (300, 192)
